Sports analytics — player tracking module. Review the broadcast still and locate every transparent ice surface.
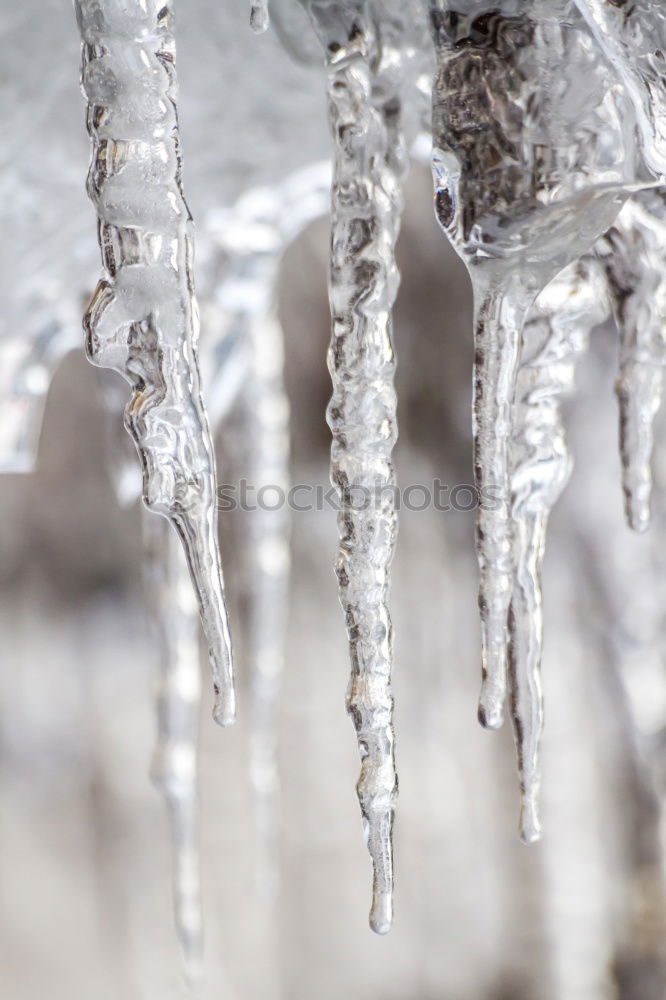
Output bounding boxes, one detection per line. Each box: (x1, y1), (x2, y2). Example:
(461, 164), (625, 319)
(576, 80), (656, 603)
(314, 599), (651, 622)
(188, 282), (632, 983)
(428, 0), (645, 733)
(143, 511), (204, 987)
(0, 0), (329, 474)
(2, 0), (666, 985)
(75, 0), (235, 727)
(600, 193), (666, 533)
(94, 162), (331, 956)
(575, 1), (666, 178)
(509, 258), (610, 841)
(299, 0), (421, 934)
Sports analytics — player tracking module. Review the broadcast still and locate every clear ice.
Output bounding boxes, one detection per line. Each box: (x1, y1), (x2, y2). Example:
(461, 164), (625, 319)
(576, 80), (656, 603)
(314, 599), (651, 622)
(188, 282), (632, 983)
(428, 0), (640, 735)
(301, 0), (412, 933)
(6, 0), (665, 974)
(75, 0), (235, 727)
(510, 258), (609, 842)
(573, 4), (666, 534)
(601, 193), (666, 533)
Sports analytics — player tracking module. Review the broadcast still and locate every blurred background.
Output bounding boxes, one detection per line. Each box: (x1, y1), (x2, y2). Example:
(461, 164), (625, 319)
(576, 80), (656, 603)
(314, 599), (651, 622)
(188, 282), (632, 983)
(1, 2), (666, 999)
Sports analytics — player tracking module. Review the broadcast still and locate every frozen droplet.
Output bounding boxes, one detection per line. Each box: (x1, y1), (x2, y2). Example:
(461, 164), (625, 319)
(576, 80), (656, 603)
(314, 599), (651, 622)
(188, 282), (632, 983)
(428, 0), (643, 834)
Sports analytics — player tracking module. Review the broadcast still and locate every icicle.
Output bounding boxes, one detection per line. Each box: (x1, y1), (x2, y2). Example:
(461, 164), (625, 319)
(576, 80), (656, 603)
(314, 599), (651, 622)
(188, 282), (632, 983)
(143, 511), (204, 988)
(427, 1), (635, 733)
(75, 0), (235, 726)
(301, 0), (409, 934)
(206, 164), (330, 894)
(469, 273), (538, 730)
(244, 308), (290, 899)
(250, 0), (270, 34)
(509, 258), (610, 842)
(598, 193), (666, 533)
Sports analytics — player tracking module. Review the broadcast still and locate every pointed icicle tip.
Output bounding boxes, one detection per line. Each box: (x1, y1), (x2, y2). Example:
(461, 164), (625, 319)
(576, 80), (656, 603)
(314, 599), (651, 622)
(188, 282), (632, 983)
(626, 498), (651, 534)
(250, 2), (269, 34)
(519, 797), (542, 846)
(182, 952), (205, 994)
(370, 890), (393, 935)
(213, 689), (236, 728)
(478, 681), (505, 730)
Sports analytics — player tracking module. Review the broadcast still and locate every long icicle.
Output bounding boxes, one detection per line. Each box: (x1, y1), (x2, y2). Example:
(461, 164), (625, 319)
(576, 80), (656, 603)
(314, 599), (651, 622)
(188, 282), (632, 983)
(427, 4), (543, 730)
(427, 1), (634, 734)
(509, 258), (610, 843)
(143, 511), (204, 987)
(303, 0), (407, 933)
(75, 0), (235, 725)
(244, 307), (291, 898)
(600, 193), (666, 533)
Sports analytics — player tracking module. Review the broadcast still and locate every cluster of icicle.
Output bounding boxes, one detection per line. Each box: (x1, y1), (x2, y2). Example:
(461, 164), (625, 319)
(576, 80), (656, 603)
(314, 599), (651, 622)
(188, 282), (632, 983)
(75, 1), (239, 980)
(427, 0), (666, 847)
(70, 0), (666, 974)
(284, 0), (666, 927)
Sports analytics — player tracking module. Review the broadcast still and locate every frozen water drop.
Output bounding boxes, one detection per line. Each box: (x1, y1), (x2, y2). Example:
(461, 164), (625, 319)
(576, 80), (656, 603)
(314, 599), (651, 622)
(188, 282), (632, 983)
(509, 258), (609, 842)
